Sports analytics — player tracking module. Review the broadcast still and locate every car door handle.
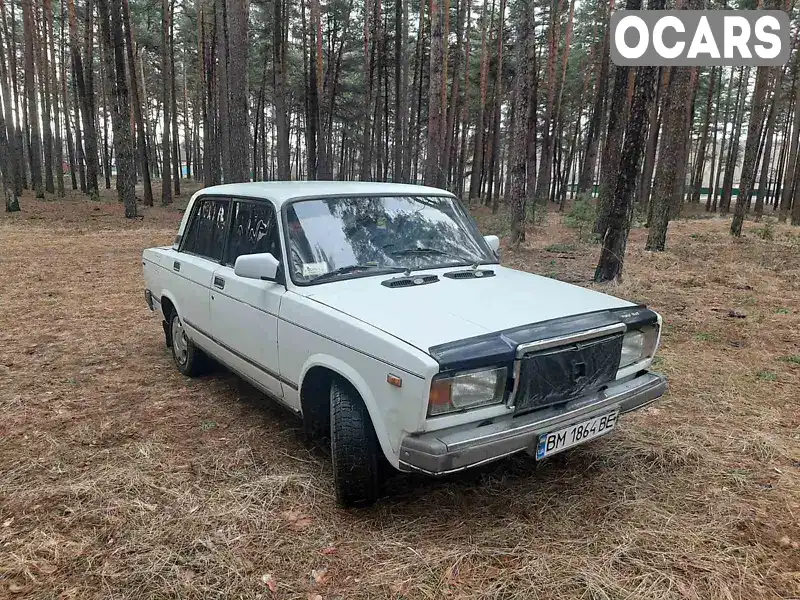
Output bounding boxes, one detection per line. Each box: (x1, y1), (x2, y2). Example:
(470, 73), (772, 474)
(173, 261), (180, 272)
(213, 276), (225, 289)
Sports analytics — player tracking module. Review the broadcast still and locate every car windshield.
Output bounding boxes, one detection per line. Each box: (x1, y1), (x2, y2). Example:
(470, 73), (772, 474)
(284, 195), (496, 284)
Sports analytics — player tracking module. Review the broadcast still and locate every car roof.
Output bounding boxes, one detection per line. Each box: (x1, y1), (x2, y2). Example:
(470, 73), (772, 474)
(190, 181), (456, 206)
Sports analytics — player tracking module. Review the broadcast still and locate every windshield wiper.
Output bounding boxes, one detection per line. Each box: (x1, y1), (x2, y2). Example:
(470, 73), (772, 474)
(388, 247), (465, 261)
(309, 264), (404, 283)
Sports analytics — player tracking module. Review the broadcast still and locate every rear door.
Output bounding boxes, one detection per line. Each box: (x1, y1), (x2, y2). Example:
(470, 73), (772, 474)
(210, 199), (286, 401)
(172, 197), (231, 338)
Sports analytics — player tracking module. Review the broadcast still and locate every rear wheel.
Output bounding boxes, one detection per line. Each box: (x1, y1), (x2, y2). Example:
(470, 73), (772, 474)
(330, 379), (381, 507)
(169, 311), (207, 377)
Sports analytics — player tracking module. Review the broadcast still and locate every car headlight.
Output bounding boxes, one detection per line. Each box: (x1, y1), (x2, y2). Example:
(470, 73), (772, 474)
(428, 366), (508, 416)
(619, 326), (660, 368)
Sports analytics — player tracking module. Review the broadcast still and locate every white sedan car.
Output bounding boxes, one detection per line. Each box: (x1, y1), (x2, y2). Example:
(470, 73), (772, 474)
(143, 181), (667, 507)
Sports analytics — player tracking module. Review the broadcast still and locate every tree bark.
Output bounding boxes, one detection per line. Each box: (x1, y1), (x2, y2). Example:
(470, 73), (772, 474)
(35, 0), (55, 194)
(720, 67), (749, 214)
(274, 0), (290, 179)
(22, 0), (44, 197)
(578, 1), (612, 195)
(508, 0), (534, 247)
(595, 58), (658, 282)
(311, 0), (329, 179)
(122, 0), (152, 205)
(468, 0), (489, 200)
(228, 0), (249, 182)
(533, 0), (564, 205)
(44, 0), (64, 196)
(97, 0), (137, 216)
(690, 67), (716, 205)
(732, 64), (770, 235)
(424, 0), (447, 186)
(593, 63), (630, 235)
(170, 12), (181, 195)
(161, 0), (172, 204)
(755, 69), (784, 220)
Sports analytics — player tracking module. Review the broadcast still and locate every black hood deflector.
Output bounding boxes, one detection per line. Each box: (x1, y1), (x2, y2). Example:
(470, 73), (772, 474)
(428, 305), (658, 373)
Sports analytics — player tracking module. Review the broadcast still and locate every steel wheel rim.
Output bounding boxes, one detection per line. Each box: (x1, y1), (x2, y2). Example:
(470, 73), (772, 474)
(172, 317), (188, 365)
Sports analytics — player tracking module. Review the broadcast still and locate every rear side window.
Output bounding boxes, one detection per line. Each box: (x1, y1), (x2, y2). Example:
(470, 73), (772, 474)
(182, 198), (230, 261)
(226, 200), (281, 266)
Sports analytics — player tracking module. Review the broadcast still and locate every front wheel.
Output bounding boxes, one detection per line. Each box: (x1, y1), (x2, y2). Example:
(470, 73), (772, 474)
(330, 380), (381, 507)
(169, 311), (207, 377)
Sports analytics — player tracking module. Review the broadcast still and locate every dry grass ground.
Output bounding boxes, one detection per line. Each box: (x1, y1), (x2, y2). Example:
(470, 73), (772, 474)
(1, 191), (799, 600)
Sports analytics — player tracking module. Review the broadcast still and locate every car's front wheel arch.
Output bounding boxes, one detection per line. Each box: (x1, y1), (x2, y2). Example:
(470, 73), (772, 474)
(297, 358), (397, 468)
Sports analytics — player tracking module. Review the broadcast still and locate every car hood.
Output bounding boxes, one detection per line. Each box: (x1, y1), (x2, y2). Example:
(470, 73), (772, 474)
(300, 265), (634, 353)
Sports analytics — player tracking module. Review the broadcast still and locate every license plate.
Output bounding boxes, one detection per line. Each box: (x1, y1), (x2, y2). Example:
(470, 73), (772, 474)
(535, 410), (618, 460)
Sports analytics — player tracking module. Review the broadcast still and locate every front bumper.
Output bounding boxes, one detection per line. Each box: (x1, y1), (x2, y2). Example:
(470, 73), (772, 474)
(398, 371), (667, 475)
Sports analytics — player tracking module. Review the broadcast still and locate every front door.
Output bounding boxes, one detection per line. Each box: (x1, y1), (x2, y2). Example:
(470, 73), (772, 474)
(209, 199), (285, 400)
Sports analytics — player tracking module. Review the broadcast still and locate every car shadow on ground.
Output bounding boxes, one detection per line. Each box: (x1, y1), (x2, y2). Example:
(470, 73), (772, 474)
(212, 363), (625, 521)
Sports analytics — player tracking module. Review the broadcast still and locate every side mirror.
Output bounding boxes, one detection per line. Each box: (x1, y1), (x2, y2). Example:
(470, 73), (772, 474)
(484, 234), (500, 254)
(234, 252), (280, 281)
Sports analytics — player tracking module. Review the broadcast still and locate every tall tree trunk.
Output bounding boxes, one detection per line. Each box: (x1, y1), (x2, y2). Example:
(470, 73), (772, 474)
(122, 0), (152, 205)
(1, 0), (23, 194)
(360, 0), (375, 180)
(0, 4), (16, 210)
(161, 0), (172, 204)
(785, 80), (800, 222)
(97, 0), (136, 216)
(755, 69), (784, 220)
(646, 0), (702, 251)
(228, 0), (248, 182)
(533, 0), (564, 205)
(711, 67), (735, 212)
(67, 0), (99, 196)
(596, 22), (658, 281)
(311, 0), (329, 179)
(22, 0), (44, 197)
(35, 0), (54, 194)
(393, 0), (408, 181)
(468, 0), (489, 200)
(44, 0), (64, 196)
(424, 0), (447, 186)
(0, 1), (17, 204)
(578, 0), (612, 195)
(508, 0), (534, 247)
(99, 41), (112, 190)
(441, 0), (466, 186)
(690, 67), (716, 205)
(732, 64), (770, 235)
(170, 12), (181, 194)
(487, 0), (506, 209)
(274, 0), (290, 179)
(593, 63), (630, 235)
(638, 67), (663, 210)
(704, 67), (722, 211)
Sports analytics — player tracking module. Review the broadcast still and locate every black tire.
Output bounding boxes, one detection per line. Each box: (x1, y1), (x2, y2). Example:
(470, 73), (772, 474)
(168, 311), (207, 377)
(330, 379), (381, 507)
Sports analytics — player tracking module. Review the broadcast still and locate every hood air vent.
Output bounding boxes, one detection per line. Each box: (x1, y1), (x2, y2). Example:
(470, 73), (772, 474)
(381, 274), (439, 288)
(443, 268), (495, 280)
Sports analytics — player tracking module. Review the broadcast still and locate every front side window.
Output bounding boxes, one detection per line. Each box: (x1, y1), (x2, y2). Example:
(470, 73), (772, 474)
(284, 195), (496, 284)
(182, 198), (230, 261)
(226, 200), (281, 266)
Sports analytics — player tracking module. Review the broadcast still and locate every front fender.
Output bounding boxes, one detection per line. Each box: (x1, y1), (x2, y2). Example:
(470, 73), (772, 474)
(159, 290), (181, 323)
(299, 354), (398, 466)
